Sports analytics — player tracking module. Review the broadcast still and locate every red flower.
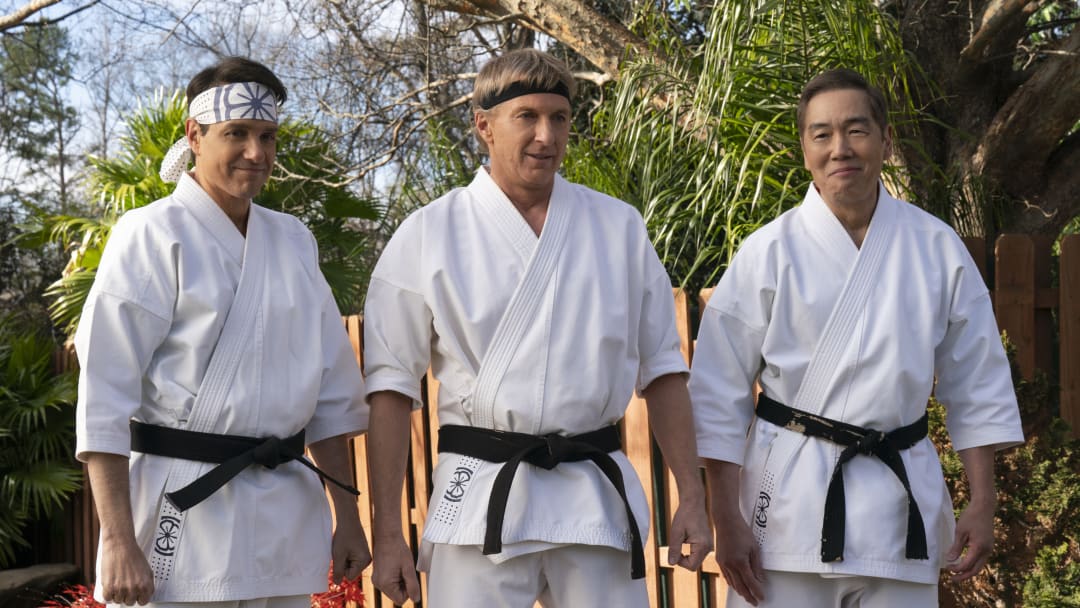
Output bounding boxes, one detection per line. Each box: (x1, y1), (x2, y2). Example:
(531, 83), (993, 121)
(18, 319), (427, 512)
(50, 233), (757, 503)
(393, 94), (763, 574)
(40, 585), (105, 608)
(310, 564), (365, 608)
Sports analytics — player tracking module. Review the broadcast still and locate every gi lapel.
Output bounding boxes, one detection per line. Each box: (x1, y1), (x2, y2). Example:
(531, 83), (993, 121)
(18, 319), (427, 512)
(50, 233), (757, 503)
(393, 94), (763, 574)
(752, 184), (897, 547)
(791, 184), (897, 415)
(468, 172), (573, 430)
(148, 194), (267, 588)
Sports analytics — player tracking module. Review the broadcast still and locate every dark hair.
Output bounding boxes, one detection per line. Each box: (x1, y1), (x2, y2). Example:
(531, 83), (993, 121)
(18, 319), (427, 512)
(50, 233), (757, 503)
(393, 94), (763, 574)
(797, 68), (887, 134)
(186, 56), (287, 108)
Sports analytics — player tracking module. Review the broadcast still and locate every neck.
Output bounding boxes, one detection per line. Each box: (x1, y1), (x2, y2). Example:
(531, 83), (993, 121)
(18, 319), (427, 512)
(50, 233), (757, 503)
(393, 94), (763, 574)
(488, 169), (552, 236)
(192, 172), (251, 236)
(819, 187), (879, 249)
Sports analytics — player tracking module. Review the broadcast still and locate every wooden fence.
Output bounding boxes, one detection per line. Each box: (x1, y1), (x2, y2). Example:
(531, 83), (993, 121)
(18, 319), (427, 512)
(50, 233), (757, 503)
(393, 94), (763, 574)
(60, 234), (1080, 607)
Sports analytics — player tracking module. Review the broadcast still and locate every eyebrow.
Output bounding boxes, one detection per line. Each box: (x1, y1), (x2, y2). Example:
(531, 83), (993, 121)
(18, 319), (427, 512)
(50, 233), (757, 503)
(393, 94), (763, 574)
(807, 116), (872, 131)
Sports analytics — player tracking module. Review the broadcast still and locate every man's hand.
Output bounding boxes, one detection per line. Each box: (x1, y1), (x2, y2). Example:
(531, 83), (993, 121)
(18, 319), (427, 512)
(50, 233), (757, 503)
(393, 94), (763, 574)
(713, 516), (765, 606)
(86, 452), (154, 605)
(98, 533), (155, 605)
(949, 444), (997, 583)
(372, 534), (421, 605)
(705, 459), (765, 606)
(667, 499), (713, 570)
(947, 498), (995, 582)
(331, 519), (372, 585)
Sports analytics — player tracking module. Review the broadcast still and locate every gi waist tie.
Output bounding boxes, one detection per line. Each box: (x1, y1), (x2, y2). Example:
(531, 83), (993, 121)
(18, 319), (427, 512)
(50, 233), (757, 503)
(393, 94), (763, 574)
(438, 424), (645, 579)
(755, 394), (929, 562)
(130, 420), (360, 512)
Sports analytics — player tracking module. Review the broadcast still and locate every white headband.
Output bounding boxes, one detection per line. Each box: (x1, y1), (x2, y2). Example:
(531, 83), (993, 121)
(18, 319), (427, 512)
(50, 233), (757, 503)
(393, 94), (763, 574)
(159, 82), (280, 183)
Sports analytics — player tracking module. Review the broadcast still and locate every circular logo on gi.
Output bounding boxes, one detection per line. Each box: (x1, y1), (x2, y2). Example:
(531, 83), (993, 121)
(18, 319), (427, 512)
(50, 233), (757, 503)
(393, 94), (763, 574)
(754, 492), (771, 528)
(443, 466), (474, 503)
(154, 515), (181, 556)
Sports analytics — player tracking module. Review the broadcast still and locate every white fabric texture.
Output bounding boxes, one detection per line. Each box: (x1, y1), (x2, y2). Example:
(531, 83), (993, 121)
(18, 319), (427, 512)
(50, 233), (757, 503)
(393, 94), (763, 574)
(723, 571), (938, 608)
(690, 183), (1024, 584)
(427, 543), (648, 608)
(75, 173), (368, 601)
(160, 82), (279, 183)
(363, 167), (688, 567)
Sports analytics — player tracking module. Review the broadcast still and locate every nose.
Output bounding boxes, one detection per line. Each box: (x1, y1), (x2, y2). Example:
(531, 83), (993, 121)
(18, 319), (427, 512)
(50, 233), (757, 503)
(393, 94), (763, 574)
(535, 117), (557, 145)
(830, 134), (852, 158)
(243, 135), (267, 162)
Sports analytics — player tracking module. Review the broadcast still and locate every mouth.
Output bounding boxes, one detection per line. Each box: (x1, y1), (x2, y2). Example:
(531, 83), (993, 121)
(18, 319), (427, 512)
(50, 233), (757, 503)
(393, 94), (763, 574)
(830, 167), (860, 177)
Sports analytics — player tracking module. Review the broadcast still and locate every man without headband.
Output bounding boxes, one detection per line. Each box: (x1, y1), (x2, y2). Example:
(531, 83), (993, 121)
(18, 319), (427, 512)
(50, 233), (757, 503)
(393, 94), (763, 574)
(75, 56), (371, 607)
(364, 48), (711, 607)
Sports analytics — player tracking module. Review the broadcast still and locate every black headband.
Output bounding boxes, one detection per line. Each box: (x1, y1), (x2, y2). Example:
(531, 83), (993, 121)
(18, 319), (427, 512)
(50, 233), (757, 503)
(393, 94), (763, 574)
(478, 80), (571, 110)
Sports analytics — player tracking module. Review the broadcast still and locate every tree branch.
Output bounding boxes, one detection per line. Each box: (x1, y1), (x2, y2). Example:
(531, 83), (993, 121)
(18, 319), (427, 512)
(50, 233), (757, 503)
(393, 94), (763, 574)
(973, 23), (1080, 185)
(0, 0), (64, 32)
(958, 0), (1030, 64)
(428, 0), (656, 78)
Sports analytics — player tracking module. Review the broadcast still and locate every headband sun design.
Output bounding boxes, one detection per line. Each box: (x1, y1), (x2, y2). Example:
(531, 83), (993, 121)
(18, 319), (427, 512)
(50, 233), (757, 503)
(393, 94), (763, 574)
(159, 82), (280, 183)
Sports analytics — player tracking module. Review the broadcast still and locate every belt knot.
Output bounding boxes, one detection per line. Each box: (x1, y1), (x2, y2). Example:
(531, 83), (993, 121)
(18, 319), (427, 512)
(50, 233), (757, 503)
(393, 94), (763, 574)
(251, 436), (286, 468)
(854, 429), (886, 456)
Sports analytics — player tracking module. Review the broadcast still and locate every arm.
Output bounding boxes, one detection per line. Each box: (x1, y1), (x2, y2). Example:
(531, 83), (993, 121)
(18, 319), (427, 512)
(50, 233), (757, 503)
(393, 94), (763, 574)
(308, 435), (371, 584)
(367, 390), (421, 604)
(642, 373), (712, 570)
(85, 452), (154, 605)
(704, 458), (765, 606)
(947, 445), (997, 582)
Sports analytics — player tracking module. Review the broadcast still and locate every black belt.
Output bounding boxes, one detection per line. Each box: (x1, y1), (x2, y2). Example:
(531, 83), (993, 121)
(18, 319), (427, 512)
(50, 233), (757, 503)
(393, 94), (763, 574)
(130, 420), (359, 511)
(755, 394), (929, 562)
(438, 424), (645, 579)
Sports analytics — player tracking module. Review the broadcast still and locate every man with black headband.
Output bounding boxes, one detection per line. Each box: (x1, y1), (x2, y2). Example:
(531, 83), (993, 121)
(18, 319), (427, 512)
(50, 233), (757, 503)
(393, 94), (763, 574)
(363, 48), (711, 607)
(75, 57), (370, 607)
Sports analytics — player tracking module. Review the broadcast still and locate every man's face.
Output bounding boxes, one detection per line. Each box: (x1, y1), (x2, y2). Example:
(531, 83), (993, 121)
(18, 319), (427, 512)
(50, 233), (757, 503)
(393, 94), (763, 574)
(799, 88), (892, 211)
(188, 118), (277, 207)
(475, 92), (570, 197)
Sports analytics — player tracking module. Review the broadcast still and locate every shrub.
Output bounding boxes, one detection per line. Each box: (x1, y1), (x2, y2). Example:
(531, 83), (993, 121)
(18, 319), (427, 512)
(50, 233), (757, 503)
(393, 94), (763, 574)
(933, 338), (1080, 607)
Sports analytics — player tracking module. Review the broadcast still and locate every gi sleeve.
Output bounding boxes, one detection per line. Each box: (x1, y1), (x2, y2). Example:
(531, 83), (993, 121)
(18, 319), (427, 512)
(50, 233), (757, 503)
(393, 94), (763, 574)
(305, 229), (370, 443)
(74, 212), (174, 461)
(689, 242), (771, 465)
(362, 217), (433, 409)
(635, 219), (689, 392)
(934, 246), (1024, 452)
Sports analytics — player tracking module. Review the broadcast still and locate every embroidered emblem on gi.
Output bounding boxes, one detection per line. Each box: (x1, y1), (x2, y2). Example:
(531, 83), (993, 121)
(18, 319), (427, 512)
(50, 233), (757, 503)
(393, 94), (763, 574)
(154, 515), (181, 556)
(754, 492), (771, 528)
(444, 466), (474, 502)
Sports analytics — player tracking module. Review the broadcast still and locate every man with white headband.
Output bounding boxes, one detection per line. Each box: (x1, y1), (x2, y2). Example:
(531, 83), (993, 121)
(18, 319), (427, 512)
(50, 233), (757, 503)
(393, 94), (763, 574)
(74, 56), (370, 607)
(363, 48), (711, 607)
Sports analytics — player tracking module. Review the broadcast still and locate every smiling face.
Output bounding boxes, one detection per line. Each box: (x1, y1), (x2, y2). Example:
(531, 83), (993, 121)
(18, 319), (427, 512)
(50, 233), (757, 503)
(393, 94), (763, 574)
(188, 117), (278, 209)
(800, 88), (893, 213)
(475, 92), (571, 201)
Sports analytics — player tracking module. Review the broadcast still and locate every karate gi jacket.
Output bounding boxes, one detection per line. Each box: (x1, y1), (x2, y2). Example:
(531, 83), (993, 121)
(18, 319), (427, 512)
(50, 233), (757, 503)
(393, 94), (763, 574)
(690, 183), (1024, 584)
(75, 174), (368, 601)
(363, 167), (688, 568)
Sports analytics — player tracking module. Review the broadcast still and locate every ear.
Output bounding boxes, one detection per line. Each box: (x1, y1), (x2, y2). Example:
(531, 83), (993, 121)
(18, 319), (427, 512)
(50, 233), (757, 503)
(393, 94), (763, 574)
(185, 118), (202, 157)
(883, 124), (894, 161)
(474, 110), (494, 147)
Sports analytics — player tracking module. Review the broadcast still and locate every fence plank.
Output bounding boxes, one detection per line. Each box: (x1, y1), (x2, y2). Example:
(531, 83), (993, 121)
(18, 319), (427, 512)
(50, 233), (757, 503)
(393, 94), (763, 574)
(995, 235), (1037, 379)
(962, 237), (989, 284)
(665, 289), (704, 607)
(624, 392), (661, 607)
(1061, 235), (1080, 439)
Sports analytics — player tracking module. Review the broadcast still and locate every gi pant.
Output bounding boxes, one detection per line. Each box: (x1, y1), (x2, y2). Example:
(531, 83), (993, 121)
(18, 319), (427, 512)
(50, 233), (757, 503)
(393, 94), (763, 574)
(428, 543), (648, 608)
(724, 571), (938, 608)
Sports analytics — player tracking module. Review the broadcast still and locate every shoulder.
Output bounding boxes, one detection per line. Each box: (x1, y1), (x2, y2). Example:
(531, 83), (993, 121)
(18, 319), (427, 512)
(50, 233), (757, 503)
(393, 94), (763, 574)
(888, 195), (971, 255)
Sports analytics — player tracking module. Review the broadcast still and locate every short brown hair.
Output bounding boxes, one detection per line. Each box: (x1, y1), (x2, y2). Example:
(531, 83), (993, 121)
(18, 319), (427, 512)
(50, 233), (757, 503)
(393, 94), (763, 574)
(797, 68), (887, 134)
(472, 49), (576, 114)
(186, 56), (287, 108)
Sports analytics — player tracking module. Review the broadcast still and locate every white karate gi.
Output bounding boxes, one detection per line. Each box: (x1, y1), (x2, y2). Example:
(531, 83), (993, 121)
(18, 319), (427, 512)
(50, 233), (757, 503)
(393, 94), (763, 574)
(690, 183), (1023, 584)
(75, 174), (368, 602)
(363, 167), (687, 571)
